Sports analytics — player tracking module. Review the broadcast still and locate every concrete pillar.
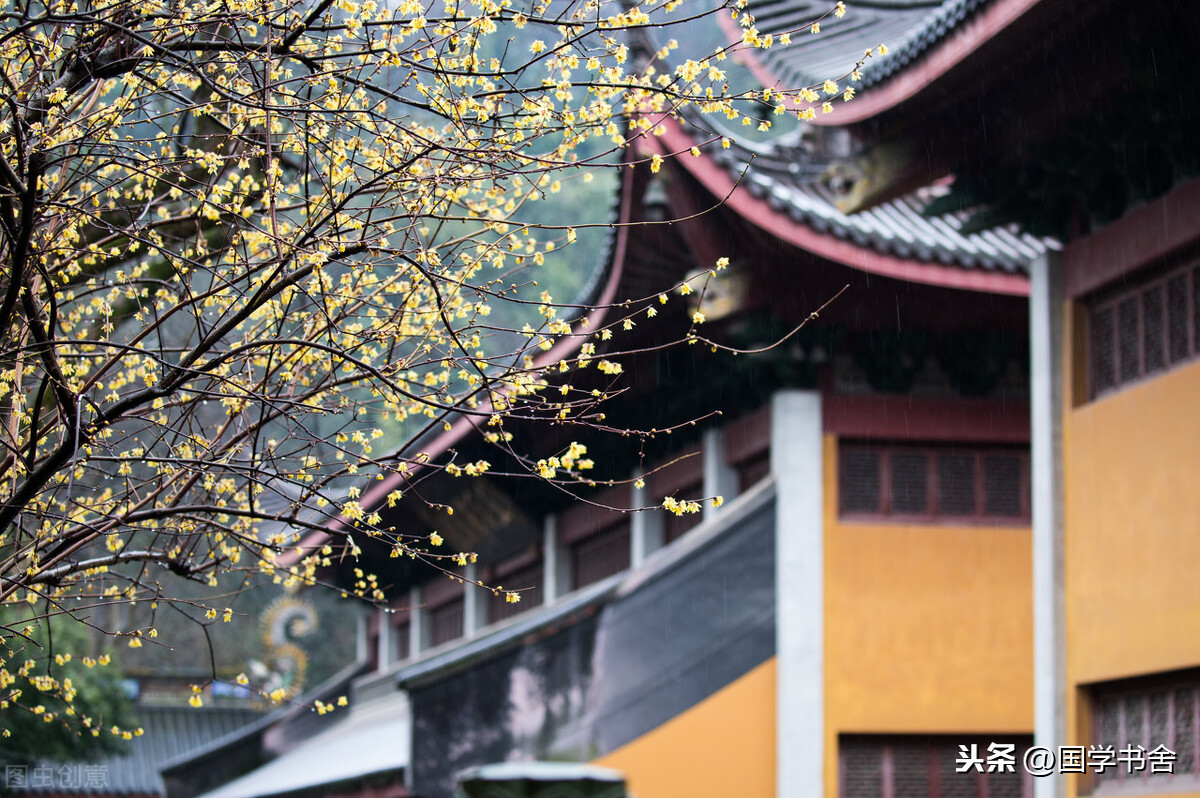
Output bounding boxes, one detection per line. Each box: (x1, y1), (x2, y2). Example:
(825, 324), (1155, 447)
(375, 606), (392, 669)
(543, 514), (569, 602)
(1030, 251), (1066, 798)
(463, 563), (483, 637)
(356, 607), (370, 666)
(772, 390), (824, 798)
(630, 473), (663, 566)
(408, 585), (423, 658)
(703, 426), (738, 522)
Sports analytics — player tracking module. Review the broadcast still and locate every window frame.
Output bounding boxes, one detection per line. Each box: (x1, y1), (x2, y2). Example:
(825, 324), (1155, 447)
(838, 734), (1034, 798)
(569, 519), (631, 590)
(1089, 259), (1200, 399)
(661, 478), (704, 544)
(724, 404), (772, 492)
(423, 579), (465, 649)
(838, 441), (1031, 524)
(1088, 670), (1200, 796)
(484, 550), (544, 624)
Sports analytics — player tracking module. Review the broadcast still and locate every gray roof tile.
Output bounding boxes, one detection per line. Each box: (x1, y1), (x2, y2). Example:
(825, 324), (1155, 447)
(700, 135), (1057, 273)
(700, 133), (1060, 273)
(741, 0), (1001, 94)
(22, 705), (262, 796)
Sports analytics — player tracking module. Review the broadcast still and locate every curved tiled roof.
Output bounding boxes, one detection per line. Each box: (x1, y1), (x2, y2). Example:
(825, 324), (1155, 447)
(649, 0), (1061, 283)
(746, 0), (992, 90)
(655, 115), (1057, 285)
(707, 141), (1055, 274)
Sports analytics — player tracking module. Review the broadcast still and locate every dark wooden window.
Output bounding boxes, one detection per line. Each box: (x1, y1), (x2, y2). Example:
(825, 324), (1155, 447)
(486, 557), (544, 624)
(662, 480), (703, 544)
(838, 442), (1030, 523)
(428, 597), (464, 647)
(571, 521), (631, 588)
(370, 613), (411, 668)
(1091, 261), (1200, 397)
(840, 735), (1033, 798)
(736, 449), (772, 492)
(1091, 671), (1200, 793)
(725, 403), (771, 493)
(392, 618), (410, 663)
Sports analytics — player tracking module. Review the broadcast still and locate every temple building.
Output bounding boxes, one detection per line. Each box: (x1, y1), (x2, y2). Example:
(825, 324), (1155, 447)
(171, 0), (1200, 796)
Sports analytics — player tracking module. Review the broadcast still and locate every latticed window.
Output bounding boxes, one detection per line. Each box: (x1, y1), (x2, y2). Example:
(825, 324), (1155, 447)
(725, 403), (771, 492)
(428, 597), (464, 647)
(1091, 672), (1200, 792)
(839, 443), (1029, 522)
(840, 735), (1032, 798)
(1091, 260), (1200, 397)
(570, 521), (631, 589)
(736, 449), (771, 492)
(486, 557), (544, 624)
(392, 619), (410, 663)
(662, 480), (703, 544)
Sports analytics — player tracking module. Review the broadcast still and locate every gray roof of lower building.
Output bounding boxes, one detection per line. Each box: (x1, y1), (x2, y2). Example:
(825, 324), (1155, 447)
(193, 693), (410, 798)
(19, 705), (262, 796)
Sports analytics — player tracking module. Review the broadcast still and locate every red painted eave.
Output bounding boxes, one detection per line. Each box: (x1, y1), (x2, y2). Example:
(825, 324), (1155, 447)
(648, 117), (1029, 296)
(1064, 176), (1200, 299)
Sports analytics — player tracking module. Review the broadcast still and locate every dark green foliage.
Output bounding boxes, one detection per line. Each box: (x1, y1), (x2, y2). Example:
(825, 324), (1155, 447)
(0, 610), (136, 769)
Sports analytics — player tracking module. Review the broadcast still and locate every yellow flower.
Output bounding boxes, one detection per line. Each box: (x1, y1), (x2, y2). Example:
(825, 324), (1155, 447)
(650, 153), (663, 174)
(189, 694), (203, 708)
(429, 532), (443, 547)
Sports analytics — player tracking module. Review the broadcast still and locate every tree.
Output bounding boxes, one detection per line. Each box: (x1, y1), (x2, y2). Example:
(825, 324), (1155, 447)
(0, 0), (874, 733)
